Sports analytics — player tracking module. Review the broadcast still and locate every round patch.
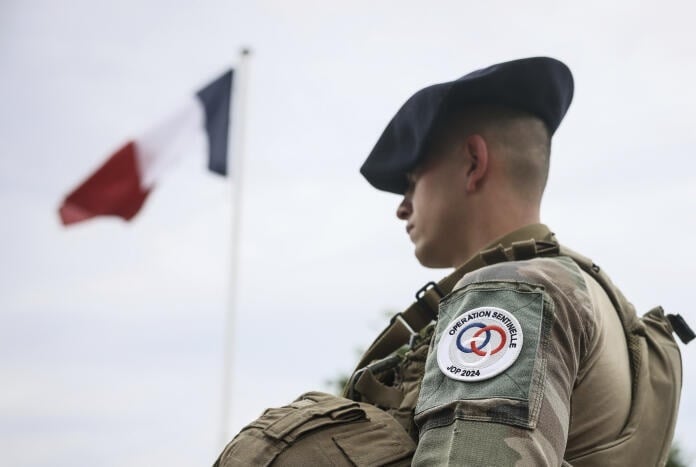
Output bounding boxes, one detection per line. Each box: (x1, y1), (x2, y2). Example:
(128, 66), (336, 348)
(437, 306), (523, 381)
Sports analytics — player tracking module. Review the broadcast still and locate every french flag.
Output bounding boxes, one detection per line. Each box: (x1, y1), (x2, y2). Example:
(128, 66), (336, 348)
(59, 69), (233, 226)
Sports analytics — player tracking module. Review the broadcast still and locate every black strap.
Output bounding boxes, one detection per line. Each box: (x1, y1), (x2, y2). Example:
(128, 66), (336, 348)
(667, 314), (695, 344)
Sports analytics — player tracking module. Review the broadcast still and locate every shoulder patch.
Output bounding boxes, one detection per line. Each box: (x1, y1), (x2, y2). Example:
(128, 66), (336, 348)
(415, 280), (552, 430)
(437, 306), (523, 381)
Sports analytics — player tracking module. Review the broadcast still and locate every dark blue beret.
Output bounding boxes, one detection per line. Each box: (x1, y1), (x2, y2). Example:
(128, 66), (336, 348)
(360, 56), (574, 194)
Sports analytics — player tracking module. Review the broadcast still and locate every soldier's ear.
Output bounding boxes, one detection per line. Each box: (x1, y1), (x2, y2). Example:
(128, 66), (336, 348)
(464, 134), (489, 192)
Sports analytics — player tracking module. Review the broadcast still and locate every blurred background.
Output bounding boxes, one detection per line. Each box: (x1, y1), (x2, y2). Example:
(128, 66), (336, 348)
(1, 0), (695, 465)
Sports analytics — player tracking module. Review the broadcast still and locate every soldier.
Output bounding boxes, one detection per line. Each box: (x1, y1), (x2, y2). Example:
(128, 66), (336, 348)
(356, 57), (681, 465)
(214, 57), (685, 467)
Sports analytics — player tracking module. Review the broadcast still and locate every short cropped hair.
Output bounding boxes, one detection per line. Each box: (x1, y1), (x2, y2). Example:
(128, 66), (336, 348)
(430, 105), (552, 202)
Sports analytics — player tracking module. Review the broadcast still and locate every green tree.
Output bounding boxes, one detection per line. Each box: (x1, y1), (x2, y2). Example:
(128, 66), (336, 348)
(667, 443), (688, 467)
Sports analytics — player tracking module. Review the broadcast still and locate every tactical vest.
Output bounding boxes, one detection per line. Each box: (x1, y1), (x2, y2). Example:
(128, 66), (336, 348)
(213, 391), (416, 466)
(213, 234), (693, 466)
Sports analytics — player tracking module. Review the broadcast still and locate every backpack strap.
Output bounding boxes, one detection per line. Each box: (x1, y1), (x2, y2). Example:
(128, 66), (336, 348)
(350, 229), (560, 373)
(350, 267), (471, 372)
(557, 246), (644, 336)
(558, 246), (694, 345)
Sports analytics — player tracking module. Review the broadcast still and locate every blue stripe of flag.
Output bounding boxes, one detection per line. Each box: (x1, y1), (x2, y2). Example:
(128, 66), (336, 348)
(196, 69), (234, 176)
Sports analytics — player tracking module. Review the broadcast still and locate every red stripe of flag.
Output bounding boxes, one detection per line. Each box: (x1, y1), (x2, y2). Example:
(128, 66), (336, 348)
(59, 141), (150, 225)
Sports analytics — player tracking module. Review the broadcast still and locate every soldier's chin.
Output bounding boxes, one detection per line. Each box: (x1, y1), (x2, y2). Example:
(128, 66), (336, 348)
(414, 244), (451, 269)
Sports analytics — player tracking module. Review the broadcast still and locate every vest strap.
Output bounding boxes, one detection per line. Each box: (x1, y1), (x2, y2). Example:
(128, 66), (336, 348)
(354, 369), (405, 409)
(511, 239), (538, 260)
(480, 244), (509, 265)
(346, 225), (559, 392)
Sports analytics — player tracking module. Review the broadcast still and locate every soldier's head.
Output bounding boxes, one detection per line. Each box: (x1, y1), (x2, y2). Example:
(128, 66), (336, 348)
(361, 57), (573, 268)
(394, 106), (552, 268)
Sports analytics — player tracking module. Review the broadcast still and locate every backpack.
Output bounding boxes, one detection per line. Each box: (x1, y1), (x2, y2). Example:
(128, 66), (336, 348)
(556, 246), (690, 466)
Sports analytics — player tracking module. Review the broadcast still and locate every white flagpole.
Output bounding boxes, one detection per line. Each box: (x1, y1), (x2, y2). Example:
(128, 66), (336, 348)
(219, 47), (251, 448)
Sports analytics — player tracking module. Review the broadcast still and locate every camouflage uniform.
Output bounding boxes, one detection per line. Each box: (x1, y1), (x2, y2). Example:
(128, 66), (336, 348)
(369, 225), (632, 465)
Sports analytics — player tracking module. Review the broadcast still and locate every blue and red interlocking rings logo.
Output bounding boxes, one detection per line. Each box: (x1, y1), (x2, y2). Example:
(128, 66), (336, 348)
(437, 306), (523, 382)
(456, 322), (507, 356)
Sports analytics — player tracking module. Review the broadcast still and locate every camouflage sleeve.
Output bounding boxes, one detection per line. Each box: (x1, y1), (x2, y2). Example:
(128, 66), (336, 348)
(413, 257), (596, 466)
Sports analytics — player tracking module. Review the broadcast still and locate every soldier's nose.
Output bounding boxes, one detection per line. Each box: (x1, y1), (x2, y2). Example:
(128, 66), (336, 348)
(396, 198), (411, 220)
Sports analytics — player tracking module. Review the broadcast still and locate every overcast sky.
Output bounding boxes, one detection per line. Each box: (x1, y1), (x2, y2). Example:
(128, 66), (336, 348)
(1, 1), (695, 466)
